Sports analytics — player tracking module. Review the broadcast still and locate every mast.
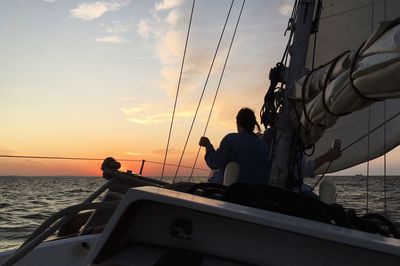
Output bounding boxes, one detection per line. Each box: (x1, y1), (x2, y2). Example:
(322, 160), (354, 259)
(269, 0), (316, 187)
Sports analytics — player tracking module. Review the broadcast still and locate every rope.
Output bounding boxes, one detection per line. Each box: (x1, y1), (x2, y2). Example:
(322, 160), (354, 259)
(188, 0), (246, 182)
(161, 0), (196, 181)
(367, 105), (371, 213)
(383, 0), (387, 215)
(281, 0), (298, 66)
(384, 101), (387, 215)
(0, 154), (208, 172)
(366, 1), (374, 214)
(172, 0), (235, 183)
(0, 154), (140, 162)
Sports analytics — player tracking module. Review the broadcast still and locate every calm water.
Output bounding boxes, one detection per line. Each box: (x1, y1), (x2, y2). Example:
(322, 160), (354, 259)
(0, 175), (399, 251)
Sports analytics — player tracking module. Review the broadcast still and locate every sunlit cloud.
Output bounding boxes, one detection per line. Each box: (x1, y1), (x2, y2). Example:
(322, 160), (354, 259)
(278, 3), (293, 16)
(137, 1), (214, 99)
(120, 96), (137, 101)
(137, 20), (151, 39)
(120, 105), (151, 114)
(121, 102), (195, 125)
(152, 148), (181, 155)
(126, 111), (193, 125)
(154, 0), (183, 11)
(95, 35), (127, 43)
(105, 20), (133, 33)
(0, 145), (16, 155)
(166, 9), (180, 26)
(42, 0), (56, 3)
(70, 0), (131, 21)
(126, 152), (145, 156)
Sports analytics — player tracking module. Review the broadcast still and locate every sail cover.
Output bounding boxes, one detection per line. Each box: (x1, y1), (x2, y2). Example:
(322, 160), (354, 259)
(290, 0), (400, 173)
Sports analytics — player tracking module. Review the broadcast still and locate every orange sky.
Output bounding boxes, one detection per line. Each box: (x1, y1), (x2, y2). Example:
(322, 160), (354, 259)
(1, 0), (399, 177)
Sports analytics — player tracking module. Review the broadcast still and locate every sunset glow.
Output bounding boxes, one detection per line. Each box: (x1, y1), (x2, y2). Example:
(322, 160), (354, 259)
(1, 0), (399, 177)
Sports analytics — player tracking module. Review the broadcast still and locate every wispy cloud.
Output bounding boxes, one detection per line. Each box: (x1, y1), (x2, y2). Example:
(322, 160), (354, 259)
(137, 1), (214, 98)
(0, 145), (16, 155)
(121, 103), (195, 125)
(95, 35), (127, 43)
(70, 0), (131, 21)
(126, 152), (145, 156)
(42, 0), (56, 3)
(105, 20), (133, 33)
(121, 105), (151, 115)
(154, 0), (184, 11)
(278, 3), (293, 16)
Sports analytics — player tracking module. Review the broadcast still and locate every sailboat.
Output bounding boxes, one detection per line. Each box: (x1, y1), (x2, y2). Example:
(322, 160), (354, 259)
(1, 0), (400, 265)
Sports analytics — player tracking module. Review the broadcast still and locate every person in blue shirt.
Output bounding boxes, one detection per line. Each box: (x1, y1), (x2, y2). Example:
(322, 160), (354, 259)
(199, 108), (270, 185)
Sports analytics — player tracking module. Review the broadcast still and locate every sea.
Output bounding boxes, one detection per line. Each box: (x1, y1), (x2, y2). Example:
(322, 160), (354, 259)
(0, 175), (399, 252)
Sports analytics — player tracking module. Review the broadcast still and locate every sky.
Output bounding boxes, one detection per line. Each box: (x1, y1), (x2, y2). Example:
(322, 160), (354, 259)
(0, 0), (398, 177)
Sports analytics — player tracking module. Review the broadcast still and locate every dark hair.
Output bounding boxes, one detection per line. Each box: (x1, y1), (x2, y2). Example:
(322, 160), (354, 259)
(236, 107), (261, 133)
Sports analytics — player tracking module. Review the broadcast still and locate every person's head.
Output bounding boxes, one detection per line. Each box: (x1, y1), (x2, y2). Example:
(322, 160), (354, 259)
(236, 107), (261, 133)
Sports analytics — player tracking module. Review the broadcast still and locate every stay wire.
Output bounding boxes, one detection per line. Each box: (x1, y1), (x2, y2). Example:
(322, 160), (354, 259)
(173, 0), (236, 183)
(188, 0), (246, 182)
(366, 1), (374, 213)
(383, 0), (387, 215)
(0, 154), (139, 161)
(0, 154), (209, 172)
(161, 0), (196, 181)
(367, 106), (371, 213)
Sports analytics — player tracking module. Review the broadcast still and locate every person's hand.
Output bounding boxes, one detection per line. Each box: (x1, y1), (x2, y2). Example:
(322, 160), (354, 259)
(199, 137), (211, 148)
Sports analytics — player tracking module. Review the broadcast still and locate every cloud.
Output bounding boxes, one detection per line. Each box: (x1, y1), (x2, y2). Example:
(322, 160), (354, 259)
(152, 148), (181, 155)
(121, 103), (195, 125)
(278, 4), (293, 16)
(95, 35), (127, 43)
(70, 0), (131, 21)
(137, 2), (212, 98)
(137, 19), (155, 39)
(105, 21), (133, 33)
(126, 152), (145, 156)
(0, 145), (16, 155)
(154, 0), (184, 11)
(43, 0), (56, 3)
(166, 9), (180, 26)
(121, 105), (151, 114)
(126, 111), (193, 125)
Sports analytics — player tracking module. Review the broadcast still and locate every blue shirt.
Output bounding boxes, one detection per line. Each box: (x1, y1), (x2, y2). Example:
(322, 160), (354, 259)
(204, 132), (270, 185)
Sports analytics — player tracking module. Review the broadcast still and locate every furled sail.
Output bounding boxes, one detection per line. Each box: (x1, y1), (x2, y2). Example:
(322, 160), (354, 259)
(290, 0), (400, 173)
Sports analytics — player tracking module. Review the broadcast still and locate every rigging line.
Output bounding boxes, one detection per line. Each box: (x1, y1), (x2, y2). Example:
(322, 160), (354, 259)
(280, 0), (298, 65)
(0, 154), (140, 162)
(384, 101), (387, 214)
(313, 108), (400, 188)
(383, 0), (387, 216)
(366, 1), (374, 214)
(160, 0), (196, 181)
(172, 0), (236, 183)
(0, 154), (209, 171)
(342, 109), (400, 153)
(188, 0), (246, 182)
(367, 106), (371, 213)
(145, 160), (208, 171)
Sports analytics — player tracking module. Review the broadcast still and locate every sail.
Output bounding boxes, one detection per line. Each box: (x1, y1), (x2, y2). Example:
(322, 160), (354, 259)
(290, 0), (400, 173)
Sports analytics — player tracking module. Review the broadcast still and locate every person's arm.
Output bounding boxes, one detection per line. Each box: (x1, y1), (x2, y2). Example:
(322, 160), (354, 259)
(314, 147), (342, 170)
(199, 136), (230, 170)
